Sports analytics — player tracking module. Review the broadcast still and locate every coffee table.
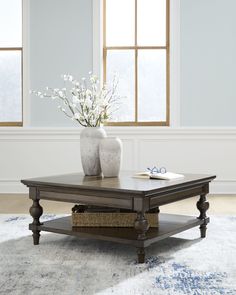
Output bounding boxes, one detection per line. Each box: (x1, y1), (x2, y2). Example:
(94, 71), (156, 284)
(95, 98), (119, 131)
(21, 172), (216, 263)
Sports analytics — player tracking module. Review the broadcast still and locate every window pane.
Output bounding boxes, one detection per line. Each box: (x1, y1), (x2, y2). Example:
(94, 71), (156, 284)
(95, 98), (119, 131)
(0, 0), (22, 47)
(106, 0), (135, 46)
(137, 0), (166, 46)
(0, 51), (22, 122)
(138, 50), (166, 121)
(106, 50), (135, 122)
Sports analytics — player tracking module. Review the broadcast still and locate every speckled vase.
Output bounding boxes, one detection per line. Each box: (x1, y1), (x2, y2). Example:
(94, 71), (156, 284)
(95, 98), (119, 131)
(99, 137), (122, 178)
(80, 127), (107, 176)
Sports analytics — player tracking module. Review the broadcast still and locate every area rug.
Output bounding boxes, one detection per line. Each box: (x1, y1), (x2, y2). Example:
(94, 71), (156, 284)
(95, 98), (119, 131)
(0, 214), (235, 295)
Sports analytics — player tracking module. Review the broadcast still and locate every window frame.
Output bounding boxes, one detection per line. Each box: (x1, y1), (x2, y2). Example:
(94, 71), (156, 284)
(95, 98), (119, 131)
(103, 0), (170, 126)
(0, 0), (23, 127)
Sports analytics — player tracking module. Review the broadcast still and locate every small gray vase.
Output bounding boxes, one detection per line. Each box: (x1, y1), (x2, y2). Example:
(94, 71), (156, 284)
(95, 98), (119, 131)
(80, 127), (107, 176)
(99, 137), (122, 177)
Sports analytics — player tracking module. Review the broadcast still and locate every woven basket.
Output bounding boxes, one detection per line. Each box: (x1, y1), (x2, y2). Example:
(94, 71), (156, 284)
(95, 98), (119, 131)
(72, 212), (159, 228)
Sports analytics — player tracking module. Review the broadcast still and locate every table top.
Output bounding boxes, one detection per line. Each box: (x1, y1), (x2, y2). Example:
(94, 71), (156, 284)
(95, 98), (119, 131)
(21, 171), (216, 195)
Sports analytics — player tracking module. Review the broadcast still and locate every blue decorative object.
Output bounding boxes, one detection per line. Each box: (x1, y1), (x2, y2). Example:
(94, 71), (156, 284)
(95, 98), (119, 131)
(152, 261), (236, 295)
(147, 166), (167, 174)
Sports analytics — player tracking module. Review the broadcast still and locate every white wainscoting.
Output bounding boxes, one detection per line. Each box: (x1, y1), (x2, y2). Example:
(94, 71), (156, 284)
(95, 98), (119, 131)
(0, 127), (236, 194)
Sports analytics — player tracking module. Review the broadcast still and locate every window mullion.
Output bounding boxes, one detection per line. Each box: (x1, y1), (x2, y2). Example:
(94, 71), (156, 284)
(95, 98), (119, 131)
(103, 48), (107, 84)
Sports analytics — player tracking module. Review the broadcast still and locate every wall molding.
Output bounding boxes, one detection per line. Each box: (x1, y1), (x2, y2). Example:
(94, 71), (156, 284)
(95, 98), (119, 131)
(0, 127), (236, 194)
(0, 180), (27, 194)
(210, 180), (236, 195)
(1, 127), (236, 139)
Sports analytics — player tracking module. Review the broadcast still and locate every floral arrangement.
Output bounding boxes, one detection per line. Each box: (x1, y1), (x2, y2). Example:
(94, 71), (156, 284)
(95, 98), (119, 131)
(31, 73), (120, 127)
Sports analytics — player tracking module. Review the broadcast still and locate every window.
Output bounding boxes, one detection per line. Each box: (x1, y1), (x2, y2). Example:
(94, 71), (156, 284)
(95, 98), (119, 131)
(0, 0), (22, 126)
(103, 0), (169, 126)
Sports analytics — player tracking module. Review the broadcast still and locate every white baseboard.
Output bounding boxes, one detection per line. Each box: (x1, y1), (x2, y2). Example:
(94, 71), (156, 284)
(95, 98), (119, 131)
(210, 180), (236, 195)
(0, 180), (27, 194)
(0, 180), (235, 195)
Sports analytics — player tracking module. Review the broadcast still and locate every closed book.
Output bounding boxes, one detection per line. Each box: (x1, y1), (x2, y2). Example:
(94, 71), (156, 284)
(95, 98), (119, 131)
(134, 171), (184, 180)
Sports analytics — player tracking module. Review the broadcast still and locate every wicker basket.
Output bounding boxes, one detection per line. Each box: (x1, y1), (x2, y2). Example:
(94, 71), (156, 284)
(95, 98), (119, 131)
(72, 212), (159, 228)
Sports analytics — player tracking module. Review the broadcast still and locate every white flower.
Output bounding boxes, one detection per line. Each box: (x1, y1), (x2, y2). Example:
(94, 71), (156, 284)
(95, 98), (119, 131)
(90, 76), (97, 84)
(58, 91), (64, 97)
(86, 89), (92, 97)
(84, 98), (92, 109)
(31, 72), (121, 127)
(73, 113), (80, 120)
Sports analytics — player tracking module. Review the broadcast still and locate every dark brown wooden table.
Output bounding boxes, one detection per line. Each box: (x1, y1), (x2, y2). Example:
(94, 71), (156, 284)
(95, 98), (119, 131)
(21, 172), (216, 263)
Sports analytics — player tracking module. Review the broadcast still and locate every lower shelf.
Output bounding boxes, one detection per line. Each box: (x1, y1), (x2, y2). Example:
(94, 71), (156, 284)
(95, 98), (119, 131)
(35, 213), (208, 247)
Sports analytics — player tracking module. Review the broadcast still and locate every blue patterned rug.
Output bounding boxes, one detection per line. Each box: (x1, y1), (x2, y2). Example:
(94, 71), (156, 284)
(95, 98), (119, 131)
(0, 215), (235, 295)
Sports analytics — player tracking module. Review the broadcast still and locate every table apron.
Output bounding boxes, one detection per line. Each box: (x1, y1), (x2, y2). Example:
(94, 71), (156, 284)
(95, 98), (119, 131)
(150, 185), (205, 208)
(39, 190), (133, 210)
(30, 182), (209, 212)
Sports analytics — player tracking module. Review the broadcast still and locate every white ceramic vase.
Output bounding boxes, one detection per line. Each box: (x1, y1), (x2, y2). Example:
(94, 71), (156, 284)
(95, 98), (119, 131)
(99, 137), (122, 177)
(80, 127), (107, 176)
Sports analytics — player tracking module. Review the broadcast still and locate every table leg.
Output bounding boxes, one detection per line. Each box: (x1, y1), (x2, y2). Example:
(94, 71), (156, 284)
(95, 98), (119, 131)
(134, 212), (149, 240)
(197, 194), (209, 238)
(137, 247), (145, 263)
(134, 212), (149, 263)
(29, 199), (43, 245)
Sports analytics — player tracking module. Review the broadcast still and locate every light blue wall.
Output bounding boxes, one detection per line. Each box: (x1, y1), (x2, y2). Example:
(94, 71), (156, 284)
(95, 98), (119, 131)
(29, 0), (236, 127)
(29, 0), (93, 126)
(180, 0), (236, 126)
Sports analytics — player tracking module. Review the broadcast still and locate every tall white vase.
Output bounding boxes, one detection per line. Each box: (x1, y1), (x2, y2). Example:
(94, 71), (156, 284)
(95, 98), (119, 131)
(99, 137), (122, 177)
(80, 127), (107, 176)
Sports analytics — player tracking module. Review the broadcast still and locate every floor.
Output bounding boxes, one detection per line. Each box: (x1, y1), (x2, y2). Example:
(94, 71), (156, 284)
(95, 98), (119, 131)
(1, 194), (236, 215)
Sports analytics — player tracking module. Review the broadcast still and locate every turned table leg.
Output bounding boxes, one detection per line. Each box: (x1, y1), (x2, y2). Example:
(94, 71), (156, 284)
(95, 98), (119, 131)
(137, 247), (145, 263)
(134, 212), (149, 263)
(197, 194), (209, 238)
(29, 199), (43, 245)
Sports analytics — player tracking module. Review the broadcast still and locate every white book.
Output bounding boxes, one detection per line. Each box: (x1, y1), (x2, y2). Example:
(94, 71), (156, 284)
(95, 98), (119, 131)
(134, 171), (184, 180)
